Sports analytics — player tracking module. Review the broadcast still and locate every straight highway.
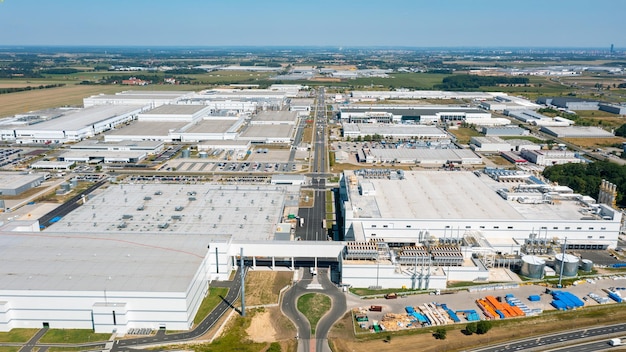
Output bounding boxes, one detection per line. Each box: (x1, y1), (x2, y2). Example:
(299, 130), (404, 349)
(297, 87), (329, 241)
(471, 323), (626, 352)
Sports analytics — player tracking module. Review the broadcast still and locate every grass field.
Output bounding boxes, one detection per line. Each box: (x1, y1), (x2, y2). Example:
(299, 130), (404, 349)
(447, 126), (481, 144)
(244, 271), (292, 306)
(0, 329), (38, 343)
(38, 329), (110, 344)
(193, 287), (230, 325)
(297, 293), (331, 335)
(0, 347), (19, 352)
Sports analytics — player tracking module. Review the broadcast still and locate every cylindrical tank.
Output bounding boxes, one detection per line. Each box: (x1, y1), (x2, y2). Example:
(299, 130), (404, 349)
(520, 255), (546, 279)
(0, 199), (5, 210)
(198, 152), (208, 159)
(181, 149), (191, 158)
(60, 183), (71, 192)
(70, 178), (78, 188)
(555, 253), (579, 277)
(581, 259), (593, 272)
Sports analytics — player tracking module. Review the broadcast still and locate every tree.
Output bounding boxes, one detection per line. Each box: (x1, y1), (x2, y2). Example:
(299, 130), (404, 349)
(433, 328), (447, 340)
(615, 123), (626, 137)
(385, 334), (392, 343)
(476, 320), (493, 335)
(465, 322), (478, 335)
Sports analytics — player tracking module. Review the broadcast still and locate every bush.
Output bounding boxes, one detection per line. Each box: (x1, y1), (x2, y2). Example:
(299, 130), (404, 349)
(464, 322), (477, 335)
(433, 328), (447, 340)
(476, 320), (493, 335)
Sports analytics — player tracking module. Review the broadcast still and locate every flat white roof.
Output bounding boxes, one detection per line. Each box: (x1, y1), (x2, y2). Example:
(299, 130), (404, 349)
(185, 120), (239, 134)
(50, 183), (289, 239)
(13, 105), (142, 132)
(252, 111), (298, 122)
(0, 172), (43, 191)
(344, 123), (448, 137)
(141, 104), (209, 116)
(0, 230), (208, 292)
(240, 125), (293, 138)
(106, 121), (187, 136)
(348, 171), (584, 221)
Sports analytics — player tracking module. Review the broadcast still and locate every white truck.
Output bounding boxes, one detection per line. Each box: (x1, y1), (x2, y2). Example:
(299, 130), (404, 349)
(609, 338), (622, 346)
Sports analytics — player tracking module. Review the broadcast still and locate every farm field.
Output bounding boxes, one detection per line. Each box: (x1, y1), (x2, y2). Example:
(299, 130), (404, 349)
(0, 83), (126, 117)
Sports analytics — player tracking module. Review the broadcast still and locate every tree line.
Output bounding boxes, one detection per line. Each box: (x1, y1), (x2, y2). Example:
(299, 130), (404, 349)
(0, 84), (65, 95)
(542, 161), (626, 207)
(435, 75), (530, 90)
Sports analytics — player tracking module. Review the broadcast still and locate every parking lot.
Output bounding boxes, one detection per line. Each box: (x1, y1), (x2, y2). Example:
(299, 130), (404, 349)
(0, 148), (23, 168)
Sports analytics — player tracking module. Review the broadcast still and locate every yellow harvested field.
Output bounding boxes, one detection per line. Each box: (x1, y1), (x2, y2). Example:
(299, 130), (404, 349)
(0, 84), (128, 118)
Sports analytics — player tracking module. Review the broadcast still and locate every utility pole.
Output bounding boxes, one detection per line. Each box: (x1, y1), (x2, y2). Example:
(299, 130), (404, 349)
(240, 247), (245, 317)
(558, 237), (567, 288)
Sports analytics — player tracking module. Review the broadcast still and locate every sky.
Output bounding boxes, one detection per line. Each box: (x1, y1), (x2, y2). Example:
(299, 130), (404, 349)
(0, 0), (624, 48)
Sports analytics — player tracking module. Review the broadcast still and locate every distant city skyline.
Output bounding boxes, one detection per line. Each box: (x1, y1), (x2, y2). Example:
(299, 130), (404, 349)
(0, 0), (624, 48)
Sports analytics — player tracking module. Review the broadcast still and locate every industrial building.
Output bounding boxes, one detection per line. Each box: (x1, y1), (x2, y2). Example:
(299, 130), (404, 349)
(250, 111), (298, 125)
(470, 136), (512, 152)
(0, 182), (316, 334)
(519, 149), (582, 166)
(479, 95), (541, 111)
(342, 124), (449, 140)
(137, 104), (212, 122)
(539, 126), (615, 138)
(0, 105), (145, 144)
(338, 106), (493, 125)
(83, 91), (193, 108)
(506, 109), (573, 127)
(481, 126), (529, 137)
(537, 97), (600, 111)
(349, 90), (496, 102)
(338, 169), (620, 287)
(0, 172), (45, 196)
(361, 149), (482, 165)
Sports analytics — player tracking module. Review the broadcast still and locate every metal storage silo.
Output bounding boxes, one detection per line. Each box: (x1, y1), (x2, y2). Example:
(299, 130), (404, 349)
(580, 259), (593, 272)
(555, 253), (579, 277)
(0, 199), (5, 210)
(181, 149), (191, 158)
(520, 255), (546, 279)
(198, 152), (208, 159)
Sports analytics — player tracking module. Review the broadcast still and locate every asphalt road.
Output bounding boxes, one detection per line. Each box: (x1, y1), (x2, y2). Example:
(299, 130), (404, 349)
(549, 338), (625, 352)
(314, 268), (347, 352)
(38, 180), (106, 228)
(471, 323), (626, 352)
(282, 268), (347, 352)
(296, 88), (329, 241)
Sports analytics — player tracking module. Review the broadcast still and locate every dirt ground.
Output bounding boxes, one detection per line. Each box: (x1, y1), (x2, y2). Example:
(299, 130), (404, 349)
(246, 307), (295, 343)
(244, 271), (293, 306)
(329, 305), (626, 352)
(563, 137), (626, 148)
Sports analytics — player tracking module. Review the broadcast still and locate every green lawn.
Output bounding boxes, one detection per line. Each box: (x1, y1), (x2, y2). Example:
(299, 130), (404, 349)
(297, 293), (331, 335)
(194, 287), (229, 325)
(0, 329), (38, 343)
(38, 329), (111, 344)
